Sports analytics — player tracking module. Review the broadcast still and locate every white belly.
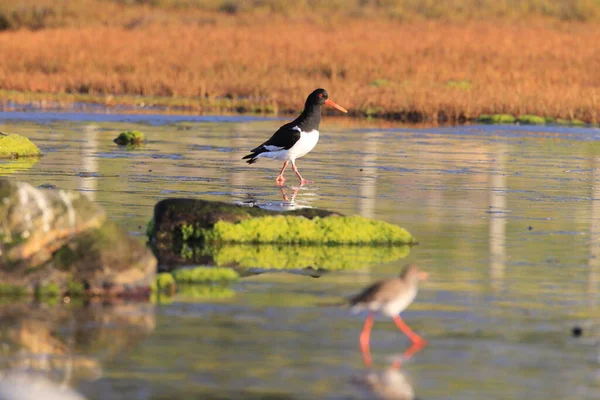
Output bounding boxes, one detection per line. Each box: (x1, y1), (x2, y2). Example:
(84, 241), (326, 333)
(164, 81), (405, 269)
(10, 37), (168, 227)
(287, 129), (319, 160)
(257, 129), (319, 162)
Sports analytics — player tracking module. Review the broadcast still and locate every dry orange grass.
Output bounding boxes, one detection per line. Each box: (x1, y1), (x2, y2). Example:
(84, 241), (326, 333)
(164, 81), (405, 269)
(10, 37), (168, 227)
(1, 18), (600, 122)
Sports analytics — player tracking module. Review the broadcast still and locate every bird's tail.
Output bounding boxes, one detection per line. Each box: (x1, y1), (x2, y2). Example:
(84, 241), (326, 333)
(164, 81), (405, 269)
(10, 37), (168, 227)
(242, 153), (259, 164)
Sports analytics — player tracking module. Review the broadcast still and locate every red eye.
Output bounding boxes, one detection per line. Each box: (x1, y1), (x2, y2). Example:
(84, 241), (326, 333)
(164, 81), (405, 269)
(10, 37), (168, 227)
(318, 93), (323, 98)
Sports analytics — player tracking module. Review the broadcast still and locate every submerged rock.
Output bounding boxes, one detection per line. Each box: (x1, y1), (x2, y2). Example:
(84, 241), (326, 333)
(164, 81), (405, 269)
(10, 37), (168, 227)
(0, 132), (42, 159)
(113, 130), (145, 145)
(0, 179), (156, 297)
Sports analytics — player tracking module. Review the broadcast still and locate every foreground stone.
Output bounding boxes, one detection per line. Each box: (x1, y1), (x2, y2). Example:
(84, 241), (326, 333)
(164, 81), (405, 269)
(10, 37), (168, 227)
(0, 132), (42, 158)
(0, 179), (156, 297)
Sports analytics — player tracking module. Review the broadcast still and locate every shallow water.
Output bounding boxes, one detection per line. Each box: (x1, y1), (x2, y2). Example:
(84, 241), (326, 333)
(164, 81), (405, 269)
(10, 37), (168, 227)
(1, 111), (600, 399)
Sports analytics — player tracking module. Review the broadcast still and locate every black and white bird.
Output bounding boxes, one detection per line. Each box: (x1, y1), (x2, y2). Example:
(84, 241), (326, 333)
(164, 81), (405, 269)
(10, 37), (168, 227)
(242, 88), (347, 186)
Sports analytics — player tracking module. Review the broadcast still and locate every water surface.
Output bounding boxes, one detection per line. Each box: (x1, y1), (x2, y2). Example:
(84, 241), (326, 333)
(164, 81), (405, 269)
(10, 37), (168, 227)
(1, 112), (599, 399)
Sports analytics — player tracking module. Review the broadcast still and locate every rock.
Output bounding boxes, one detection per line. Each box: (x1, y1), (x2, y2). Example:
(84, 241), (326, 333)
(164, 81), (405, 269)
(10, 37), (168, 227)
(149, 198), (415, 269)
(113, 130), (145, 145)
(0, 179), (156, 297)
(150, 198), (414, 246)
(0, 132), (42, 159)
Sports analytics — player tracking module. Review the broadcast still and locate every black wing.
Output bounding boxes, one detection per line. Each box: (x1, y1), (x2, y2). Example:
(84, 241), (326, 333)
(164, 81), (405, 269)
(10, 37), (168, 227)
(242, 123), (301, 163)
(251, 123), (301, 152)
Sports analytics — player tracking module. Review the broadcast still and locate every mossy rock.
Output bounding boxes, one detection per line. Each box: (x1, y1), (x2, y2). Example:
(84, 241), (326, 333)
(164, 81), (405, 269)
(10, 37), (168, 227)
(171, 266), (239, 284)
(516, 115), (546, 125)
(151, 272), (176, 294)
(198, 243), (411, 271)
(197, 215), (413, 245)
(150, 198), (415, 247)
(570, 119), (586, 126)
(477, 114), (516, 124)
(113, 130), (145, 145)
(0, 132), (42, 159)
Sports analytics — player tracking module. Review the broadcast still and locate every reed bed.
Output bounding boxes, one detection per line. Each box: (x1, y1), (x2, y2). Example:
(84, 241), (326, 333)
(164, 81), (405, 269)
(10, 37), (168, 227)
(1, 13), (600, 122)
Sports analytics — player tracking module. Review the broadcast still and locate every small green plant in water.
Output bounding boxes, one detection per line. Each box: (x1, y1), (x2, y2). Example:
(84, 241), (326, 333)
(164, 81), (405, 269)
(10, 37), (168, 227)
(113, 130), (145, 145)
(171, 266), (239, 284)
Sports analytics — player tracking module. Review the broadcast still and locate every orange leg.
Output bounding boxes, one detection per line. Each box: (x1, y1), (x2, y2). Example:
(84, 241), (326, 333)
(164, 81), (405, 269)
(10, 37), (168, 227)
(391, 341), (427, 369)
(291, 160), (313, 186)
(393, 315), (426, 346)
(275, 161), (288, 186)
(360, 313), (375, 368)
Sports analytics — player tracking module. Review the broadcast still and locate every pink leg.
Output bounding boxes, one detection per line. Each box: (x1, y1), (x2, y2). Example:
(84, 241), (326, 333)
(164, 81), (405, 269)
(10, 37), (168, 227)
(291, 161), (313, 186)
(393, 315), (426, 346)
(360, 313), (375, 368)
(275, 161), (288, 186)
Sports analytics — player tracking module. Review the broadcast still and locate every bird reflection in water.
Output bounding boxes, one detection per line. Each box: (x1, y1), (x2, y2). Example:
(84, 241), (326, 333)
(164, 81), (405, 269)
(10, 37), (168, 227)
(353, 341), (425, 400)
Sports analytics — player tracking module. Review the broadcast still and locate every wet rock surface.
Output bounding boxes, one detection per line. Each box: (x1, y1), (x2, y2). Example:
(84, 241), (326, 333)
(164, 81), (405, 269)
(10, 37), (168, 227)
(0, 179), (156, 297)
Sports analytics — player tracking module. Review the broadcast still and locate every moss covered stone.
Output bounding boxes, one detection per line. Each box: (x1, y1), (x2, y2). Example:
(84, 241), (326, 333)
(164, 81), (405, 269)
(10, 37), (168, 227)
(477, 114), (516, 124)
(0, 132), (42, 158)
(187, 215), (414, 245)
(152, 272), (176, 293)
(171, 266), (239, 284)
(205, 243), (411, 270)
(113, 130), (145, 145)
(517, 115), (546, 125)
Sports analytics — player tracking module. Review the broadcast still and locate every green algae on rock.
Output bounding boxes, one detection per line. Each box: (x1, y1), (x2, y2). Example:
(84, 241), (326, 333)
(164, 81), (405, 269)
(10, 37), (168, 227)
(201, 243), (412, 270)
(516, 115), (546, 125)
(200, 215), (413, 245)
(477, 114), (516, 124)
(149, 198), (415, 247)
(171, 266), (239, 284)
(113, 130), (145, 145)
(0, 132), (42, 158)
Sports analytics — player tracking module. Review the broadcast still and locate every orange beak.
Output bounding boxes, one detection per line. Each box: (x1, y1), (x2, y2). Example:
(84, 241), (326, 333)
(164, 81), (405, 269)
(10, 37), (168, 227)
(325, 98), (348, 113)
(418, 271), (429, 281)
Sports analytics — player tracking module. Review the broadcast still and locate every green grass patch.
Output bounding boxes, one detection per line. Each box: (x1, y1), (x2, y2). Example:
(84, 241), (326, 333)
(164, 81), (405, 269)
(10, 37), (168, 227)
(446, 80), (472, 90)
(171, 266), (239, 284)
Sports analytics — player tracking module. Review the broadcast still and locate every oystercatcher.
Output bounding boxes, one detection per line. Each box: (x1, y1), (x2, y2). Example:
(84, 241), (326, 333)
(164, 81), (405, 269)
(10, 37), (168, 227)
(349, 264), (429, 363)
(242, 88), (347, 186)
